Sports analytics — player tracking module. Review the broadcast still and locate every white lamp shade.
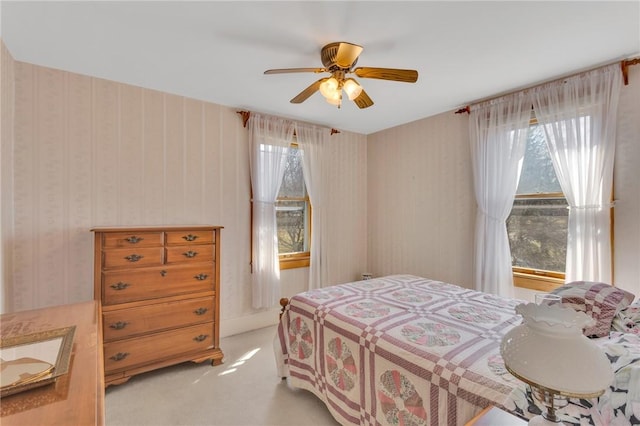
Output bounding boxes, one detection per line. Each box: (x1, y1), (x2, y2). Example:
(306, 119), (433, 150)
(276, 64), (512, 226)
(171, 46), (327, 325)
(325, 96), (341, 106)
(319, 77), (339, 99)
(501, 303), (613, 396)
(343, 78), (363, 100)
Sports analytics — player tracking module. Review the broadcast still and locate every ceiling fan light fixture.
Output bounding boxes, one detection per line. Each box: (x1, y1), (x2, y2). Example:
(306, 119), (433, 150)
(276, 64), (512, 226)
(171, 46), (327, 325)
(325, 95), (341, 107)
(324, 88), (342, 106)
(265, 41), (418, 110)
(343, 78), (363, 101)
(319, 77), (339, 99)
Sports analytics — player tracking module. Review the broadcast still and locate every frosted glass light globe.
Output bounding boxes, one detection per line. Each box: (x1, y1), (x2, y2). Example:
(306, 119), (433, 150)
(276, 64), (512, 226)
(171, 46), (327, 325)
(501, 303), (612, 396)
(501, 303), (613, 425)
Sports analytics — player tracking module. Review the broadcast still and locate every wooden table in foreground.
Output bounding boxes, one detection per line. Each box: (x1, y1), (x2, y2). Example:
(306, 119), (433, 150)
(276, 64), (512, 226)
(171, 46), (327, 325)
(465, 406), (527, 425)
(1, 301), (105, 426)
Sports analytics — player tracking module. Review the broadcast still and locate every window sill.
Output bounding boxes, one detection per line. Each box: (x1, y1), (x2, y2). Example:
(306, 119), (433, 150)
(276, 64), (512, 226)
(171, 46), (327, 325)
(279, 253), (310, 270)
(513, 271), (564, 292)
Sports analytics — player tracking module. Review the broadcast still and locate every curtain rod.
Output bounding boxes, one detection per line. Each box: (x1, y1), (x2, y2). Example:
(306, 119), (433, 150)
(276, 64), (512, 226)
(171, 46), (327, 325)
(455, 57), (640, 115)
(236, 110), (341, 135)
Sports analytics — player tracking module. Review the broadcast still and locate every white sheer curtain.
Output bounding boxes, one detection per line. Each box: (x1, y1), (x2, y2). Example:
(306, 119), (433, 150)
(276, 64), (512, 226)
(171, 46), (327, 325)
(469, 92), (532, 297)
(295, 123), (329, 290)
(532, 64), (622, 283)
(248, 113), (295, 309)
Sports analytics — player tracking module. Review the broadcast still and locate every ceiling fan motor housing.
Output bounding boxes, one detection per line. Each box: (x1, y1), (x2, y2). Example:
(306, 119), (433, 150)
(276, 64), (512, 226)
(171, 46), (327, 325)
(321, 42), (359, 70)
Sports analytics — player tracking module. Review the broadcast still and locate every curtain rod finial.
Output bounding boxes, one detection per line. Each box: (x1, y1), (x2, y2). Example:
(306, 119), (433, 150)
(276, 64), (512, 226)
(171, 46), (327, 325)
(621, 58), (640, 86)
(237, 110), (250, 127)
(455, 106), (470, 115)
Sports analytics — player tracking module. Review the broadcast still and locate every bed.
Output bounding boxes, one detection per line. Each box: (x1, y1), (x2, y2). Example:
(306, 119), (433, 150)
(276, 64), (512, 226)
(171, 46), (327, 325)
(274, 274), (640, 426)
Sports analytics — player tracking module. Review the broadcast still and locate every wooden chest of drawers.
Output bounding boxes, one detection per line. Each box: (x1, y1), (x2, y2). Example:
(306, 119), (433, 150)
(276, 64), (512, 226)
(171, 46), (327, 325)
(92, 226), (223, 387)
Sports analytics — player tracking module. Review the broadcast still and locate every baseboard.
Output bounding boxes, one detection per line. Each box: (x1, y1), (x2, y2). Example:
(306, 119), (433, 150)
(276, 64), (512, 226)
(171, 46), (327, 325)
(220, 308), (281, 338)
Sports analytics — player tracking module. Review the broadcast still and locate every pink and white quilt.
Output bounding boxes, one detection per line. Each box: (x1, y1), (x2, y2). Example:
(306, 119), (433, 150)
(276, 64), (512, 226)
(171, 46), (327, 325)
(275, 275), (523, 425)
(275, 275), (640, 426)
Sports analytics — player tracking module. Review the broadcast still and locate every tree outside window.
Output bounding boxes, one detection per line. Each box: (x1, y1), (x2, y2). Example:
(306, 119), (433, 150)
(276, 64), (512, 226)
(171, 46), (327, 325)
(275, 145), (310, 269)
(506, 123), (567, 288)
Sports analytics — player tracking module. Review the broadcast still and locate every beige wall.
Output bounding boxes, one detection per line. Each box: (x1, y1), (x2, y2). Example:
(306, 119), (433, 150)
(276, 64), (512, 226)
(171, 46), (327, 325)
(368, 66), (640, 298)
(367, 111), (475, 288)
(613, 65), (640, 297)
(1, 50), (368, 334)
(1, 40), (16, 313)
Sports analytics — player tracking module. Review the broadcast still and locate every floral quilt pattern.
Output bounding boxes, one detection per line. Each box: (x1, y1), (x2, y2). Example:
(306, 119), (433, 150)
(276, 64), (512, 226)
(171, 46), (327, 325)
(288, 315), (313, 360)
(401, 322), (460, 347)
(378, 370), (428, 426)
(326, 337), (357, 391)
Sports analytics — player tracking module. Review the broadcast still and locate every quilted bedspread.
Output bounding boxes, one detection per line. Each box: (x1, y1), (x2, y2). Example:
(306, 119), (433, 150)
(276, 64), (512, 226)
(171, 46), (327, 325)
(275, 275), (523, 425)
(275, 275), (640, 426)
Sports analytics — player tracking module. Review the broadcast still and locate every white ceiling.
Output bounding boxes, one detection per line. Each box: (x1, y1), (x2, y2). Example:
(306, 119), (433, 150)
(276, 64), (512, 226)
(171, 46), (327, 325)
(1, 1), (639, 135)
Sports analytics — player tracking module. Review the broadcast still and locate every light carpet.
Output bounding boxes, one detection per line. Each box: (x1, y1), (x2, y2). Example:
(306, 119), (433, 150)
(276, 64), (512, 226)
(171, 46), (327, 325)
(105, 325), (339, 426)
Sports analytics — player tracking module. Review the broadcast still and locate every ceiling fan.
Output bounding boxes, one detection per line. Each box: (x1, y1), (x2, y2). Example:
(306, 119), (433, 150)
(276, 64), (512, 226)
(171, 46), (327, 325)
(264, 41), (418, 109)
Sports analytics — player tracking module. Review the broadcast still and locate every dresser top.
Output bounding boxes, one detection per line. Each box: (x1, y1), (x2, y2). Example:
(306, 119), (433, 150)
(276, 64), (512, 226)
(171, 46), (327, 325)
(1, 301), (105, 425)
(91, 225), (223, 232)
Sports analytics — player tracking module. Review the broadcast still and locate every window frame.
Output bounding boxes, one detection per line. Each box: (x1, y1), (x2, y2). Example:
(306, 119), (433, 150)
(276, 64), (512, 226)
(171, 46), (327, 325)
(511, 119), (567, 291)
(275, 142), (311, 270)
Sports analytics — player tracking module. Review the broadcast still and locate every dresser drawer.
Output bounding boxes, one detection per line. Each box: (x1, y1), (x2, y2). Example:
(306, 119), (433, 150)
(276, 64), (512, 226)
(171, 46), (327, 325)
(102, 247), (164, 269)
(102, 231), (164, 248)
(166, 230), (214, 246)
(165, 245), (214, 264)
(104, 322), (215, 372)
(103, 297), (215, 342)
(102, 265), (214, 305)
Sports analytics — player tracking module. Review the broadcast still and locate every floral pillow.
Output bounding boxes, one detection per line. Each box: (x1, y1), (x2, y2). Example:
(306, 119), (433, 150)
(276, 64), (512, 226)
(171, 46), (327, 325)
(551, 281), (636, 338)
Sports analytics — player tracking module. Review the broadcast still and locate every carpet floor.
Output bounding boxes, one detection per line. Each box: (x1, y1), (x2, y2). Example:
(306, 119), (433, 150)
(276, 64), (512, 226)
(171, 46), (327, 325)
(105, 325), (339, 426)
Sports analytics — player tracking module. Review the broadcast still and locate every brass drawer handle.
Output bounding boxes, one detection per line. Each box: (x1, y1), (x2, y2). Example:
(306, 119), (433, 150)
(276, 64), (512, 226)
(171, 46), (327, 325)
(124, 254), (143, 262)
(182, 234), (198, 242)
(110, 282), (130, 291)
(110, 352), (129, 362)
(160, 270), (167, 277)
(194, 307), (208, 315)
(109, 321), (130, 330)
(124, 236), (144, 244)
(193, 334), (209, 342)
(183, 251), (198, 258)
(194, 273), (208, 281)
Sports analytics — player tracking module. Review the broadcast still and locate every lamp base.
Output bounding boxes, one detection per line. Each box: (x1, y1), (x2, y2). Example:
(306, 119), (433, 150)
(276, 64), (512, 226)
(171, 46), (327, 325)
(529, 414), (566, 425)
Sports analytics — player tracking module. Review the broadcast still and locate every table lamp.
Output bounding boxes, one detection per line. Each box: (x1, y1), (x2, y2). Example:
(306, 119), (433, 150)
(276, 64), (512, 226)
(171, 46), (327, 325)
(500, 303), (613, 425)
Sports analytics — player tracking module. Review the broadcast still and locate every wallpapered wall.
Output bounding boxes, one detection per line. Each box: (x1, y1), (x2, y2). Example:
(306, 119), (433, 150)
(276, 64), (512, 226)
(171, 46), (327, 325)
(611, 65), (640, 297)
(1, 41), (16, 313)
(367, 66), (640, 298)
(2, 39), (639, 330)
(1, 43), (368, 335)
(367, 112), (475, 287)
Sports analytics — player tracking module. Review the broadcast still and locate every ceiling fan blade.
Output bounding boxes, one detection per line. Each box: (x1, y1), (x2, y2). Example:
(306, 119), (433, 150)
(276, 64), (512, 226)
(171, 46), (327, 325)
(353, 67), (418, 83)
(290, 78), (325, 104)
(335, 42), (363, 68)
(352, 89), (374, 109)
(264, 68), (325, 75)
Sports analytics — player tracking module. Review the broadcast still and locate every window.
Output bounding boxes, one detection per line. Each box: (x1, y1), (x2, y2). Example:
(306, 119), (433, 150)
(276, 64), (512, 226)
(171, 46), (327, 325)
(506, 122), (567, 291)
(275, 145), (310, 269)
